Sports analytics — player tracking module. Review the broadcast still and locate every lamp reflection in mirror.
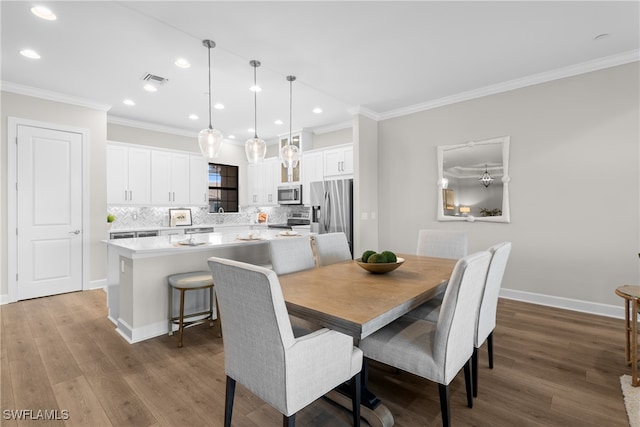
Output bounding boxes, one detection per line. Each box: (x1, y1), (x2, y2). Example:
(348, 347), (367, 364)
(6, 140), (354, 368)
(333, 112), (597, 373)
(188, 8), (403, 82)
(281, 75), (299, 181)
(198, 39), (223, 160)
(437, 135), (510, 223)
(479, 164), (494, 187)
(245, 60), (267, 164)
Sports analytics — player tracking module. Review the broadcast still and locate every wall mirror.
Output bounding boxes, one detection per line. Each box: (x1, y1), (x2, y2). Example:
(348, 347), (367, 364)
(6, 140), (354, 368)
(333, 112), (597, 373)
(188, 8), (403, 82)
(437, 136), (510, 223)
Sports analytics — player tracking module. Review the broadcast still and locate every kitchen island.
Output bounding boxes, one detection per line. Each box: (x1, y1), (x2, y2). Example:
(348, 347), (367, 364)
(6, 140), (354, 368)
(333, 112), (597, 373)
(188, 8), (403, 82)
(104, 229), (307, 343)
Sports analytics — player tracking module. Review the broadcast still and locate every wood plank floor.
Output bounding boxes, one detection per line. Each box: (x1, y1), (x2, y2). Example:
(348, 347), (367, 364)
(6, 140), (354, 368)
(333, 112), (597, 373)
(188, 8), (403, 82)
(0, 290), (631, 426)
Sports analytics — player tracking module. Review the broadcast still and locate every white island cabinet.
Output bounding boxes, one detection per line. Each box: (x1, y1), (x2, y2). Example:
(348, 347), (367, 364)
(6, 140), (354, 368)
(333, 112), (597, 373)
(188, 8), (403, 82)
(104, 229), (308, 343)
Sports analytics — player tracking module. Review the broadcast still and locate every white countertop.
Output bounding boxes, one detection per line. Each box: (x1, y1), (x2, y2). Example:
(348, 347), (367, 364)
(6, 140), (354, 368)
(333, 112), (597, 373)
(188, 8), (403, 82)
(104, 228), (309, 257)
(108, 223), (270, 233)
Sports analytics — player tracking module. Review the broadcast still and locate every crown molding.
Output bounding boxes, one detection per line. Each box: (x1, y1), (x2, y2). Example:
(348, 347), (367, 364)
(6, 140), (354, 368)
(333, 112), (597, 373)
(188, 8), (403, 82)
(0, 81), (111, 111)
(107, 116), (198, 138)
(379, 50), (639, 121)
(312, 120), (352, 135)
(348, 105), (380, 121)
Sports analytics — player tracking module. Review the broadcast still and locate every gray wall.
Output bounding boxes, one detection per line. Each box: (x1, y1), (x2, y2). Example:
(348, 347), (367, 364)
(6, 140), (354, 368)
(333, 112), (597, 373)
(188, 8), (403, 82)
(375, 62), (639, 307)
(1, 92), (108, 295)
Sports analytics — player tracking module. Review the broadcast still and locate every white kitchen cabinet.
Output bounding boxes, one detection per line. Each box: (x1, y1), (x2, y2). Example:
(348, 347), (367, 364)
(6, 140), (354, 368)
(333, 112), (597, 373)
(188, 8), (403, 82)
(151, 151), (190, 205)
(302, 150), (324, 205)
(323, 144), (353, 177)
(248, 158), (279, 206)
(189, 155), (208, 206)
(278, 130), (312, 184)
(107, 144), (151, 205)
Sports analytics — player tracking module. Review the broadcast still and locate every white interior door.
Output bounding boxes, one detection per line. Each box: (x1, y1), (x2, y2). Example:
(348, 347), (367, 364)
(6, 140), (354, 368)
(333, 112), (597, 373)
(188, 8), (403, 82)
(16, 125), (83, 300)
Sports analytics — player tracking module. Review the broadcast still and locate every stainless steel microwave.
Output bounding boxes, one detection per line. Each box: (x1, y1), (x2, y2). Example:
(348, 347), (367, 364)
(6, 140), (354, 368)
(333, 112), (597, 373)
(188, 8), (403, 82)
(277, 184), (302, 205)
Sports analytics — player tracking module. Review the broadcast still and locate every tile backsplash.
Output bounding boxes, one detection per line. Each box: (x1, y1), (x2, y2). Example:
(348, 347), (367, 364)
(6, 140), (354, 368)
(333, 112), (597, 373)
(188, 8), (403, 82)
(107, 205), (309, 229)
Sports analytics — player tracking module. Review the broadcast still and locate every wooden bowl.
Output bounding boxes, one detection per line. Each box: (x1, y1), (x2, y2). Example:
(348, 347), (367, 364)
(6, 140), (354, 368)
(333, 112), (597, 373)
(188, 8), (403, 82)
(355, 257), (405, 274)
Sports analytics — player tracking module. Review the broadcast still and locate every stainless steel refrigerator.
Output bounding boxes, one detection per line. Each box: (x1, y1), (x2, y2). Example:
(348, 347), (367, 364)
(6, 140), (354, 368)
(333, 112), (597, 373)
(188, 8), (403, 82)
(310, 179), (353, 255)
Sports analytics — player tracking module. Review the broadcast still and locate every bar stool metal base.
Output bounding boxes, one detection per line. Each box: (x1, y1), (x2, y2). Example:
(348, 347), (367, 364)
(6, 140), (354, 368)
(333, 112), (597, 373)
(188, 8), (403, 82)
(168, 271), (218, 348)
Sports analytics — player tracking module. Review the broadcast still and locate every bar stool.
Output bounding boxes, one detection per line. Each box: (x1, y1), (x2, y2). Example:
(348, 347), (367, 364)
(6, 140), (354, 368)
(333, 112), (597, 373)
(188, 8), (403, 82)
(168, 270), (217, 348)
(615, 285), (640, 386)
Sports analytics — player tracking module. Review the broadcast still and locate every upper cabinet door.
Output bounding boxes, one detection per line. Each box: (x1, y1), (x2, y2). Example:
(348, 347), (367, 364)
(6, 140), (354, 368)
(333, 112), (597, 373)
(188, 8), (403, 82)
(323, 144), (353, 178)
(189, 155), (208, 206)
(151, 151), (191, 205)
(151, 151), (172, 204)
(106, 144), (151, 205)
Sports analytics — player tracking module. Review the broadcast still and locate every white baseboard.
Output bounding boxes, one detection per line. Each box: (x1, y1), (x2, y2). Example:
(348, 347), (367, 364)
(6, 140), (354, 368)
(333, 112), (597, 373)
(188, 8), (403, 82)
(500, 288), (623, 319)
(0, 294), (11, 305)
(87, 278), (107, 290)
(116, 317), (169, 344)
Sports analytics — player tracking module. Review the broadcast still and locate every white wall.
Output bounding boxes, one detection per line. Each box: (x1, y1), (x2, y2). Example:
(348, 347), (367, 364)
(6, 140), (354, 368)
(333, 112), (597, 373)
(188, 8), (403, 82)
(376, 62), (639, 307)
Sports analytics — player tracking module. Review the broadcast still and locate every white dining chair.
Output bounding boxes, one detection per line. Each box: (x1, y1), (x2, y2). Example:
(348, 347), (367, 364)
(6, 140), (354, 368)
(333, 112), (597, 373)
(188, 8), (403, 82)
(358, 251), (492, 427)
(207, 257), (363, 427)
(314, 232), (352, 266)
(269, 236), (316, 275)
(407, 242), (512, 398)
(416, 229), (467, 259)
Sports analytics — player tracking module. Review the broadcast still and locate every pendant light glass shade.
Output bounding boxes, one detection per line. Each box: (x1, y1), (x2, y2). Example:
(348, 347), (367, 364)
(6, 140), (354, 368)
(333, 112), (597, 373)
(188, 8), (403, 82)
(198, 39), (223, 160)
(281, 75), (299, 171)
(479, 164), (494, 187)
(199, 128), (224, 160)
(245, 60), (266, 164)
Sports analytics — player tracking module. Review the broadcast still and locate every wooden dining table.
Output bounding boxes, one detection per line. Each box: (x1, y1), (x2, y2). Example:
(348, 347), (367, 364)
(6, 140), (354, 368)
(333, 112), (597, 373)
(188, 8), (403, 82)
(278, 253), (458, 427)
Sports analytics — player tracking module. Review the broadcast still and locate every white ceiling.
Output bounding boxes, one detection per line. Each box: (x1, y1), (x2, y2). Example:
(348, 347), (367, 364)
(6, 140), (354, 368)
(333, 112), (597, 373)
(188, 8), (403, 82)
(2, 1), (638, 145)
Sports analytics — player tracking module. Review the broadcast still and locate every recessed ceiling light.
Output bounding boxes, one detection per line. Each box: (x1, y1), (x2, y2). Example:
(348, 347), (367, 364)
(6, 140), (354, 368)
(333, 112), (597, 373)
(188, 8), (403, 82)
(228, 135), (236, 139)
(189, 114), (198, 120)
(174, 58), (191, 68)
(123, 99), (135, 106)
(20, 49), (40, 59)
(594, 33), (610, 41)
(274, 119), (283, 125)
(31, 6), (56, 20)
(313, 107), (323, 114)
(214, 103), (225, 110)
(143, 84), (157, 92)
(250, 85), (262, 92)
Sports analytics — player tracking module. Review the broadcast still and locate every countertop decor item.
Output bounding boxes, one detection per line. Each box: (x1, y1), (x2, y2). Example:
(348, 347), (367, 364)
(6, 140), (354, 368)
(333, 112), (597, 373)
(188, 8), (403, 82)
(356, 257), (405, 274)
(197, 39), (223, 160)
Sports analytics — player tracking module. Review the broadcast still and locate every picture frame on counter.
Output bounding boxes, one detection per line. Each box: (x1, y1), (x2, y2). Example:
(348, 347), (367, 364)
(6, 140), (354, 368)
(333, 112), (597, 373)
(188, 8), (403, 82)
(169, 208), (192, 226)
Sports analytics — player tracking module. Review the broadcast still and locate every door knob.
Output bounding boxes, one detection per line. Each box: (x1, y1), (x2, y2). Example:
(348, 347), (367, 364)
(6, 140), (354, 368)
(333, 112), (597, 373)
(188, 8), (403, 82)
(69, 230), (80, 235)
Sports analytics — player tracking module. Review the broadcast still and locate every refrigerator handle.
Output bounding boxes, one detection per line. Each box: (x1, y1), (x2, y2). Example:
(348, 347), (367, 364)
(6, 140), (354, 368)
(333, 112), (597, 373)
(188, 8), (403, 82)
(323, 191), (331, 232)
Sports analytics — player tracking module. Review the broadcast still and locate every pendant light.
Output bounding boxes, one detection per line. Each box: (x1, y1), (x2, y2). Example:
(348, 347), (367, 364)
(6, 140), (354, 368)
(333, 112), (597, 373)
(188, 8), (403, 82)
(198, 39), (223, 160)
(280, 75), (300, 178)
(479, 164), (494, 187)
(245, 60), (266, 164)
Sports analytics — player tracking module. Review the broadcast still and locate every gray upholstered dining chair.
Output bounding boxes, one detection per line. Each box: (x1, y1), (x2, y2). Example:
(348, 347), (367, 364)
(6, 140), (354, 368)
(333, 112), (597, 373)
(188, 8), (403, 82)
(269, 236), (316, 275)
(416, 229), (468, 259)
(406, 242), (512, 397)
(358, 251), (492, 427)
(314, 232), (352, 266)
(207, 257), (363, 427)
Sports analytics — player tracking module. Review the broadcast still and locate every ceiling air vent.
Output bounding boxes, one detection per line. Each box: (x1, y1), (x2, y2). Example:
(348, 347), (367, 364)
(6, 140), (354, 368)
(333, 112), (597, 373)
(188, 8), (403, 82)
(140, 73), (169, 85)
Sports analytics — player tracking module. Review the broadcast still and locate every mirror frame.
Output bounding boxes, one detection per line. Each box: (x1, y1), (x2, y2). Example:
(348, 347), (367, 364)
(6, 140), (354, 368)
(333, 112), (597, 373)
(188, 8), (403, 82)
(437, 135), (511, 223)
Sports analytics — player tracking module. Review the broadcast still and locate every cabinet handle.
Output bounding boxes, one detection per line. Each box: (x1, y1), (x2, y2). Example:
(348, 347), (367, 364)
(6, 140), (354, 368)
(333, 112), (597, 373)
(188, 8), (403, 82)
(204, 193), (207, 203)
(172, 192), (175, 201)
(169, 192), (171, 202)
(124, 190), (128, 201)
(129, 190), (132, 200)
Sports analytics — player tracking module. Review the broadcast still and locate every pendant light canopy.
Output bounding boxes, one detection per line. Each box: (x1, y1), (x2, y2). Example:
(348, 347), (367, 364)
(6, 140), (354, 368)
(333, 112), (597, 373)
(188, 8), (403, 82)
(198, 39), (223, 160)
(479, 164), (494, 187)
(245, 60), (267, 164)
(281, 75), (300, 173)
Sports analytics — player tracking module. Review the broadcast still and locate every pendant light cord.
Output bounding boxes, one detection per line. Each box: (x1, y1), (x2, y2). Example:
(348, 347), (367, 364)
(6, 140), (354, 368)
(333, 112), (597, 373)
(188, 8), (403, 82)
(207, 45), (212, 130)
(288, 76), (294, 146)
(253, 64), (258, 138)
